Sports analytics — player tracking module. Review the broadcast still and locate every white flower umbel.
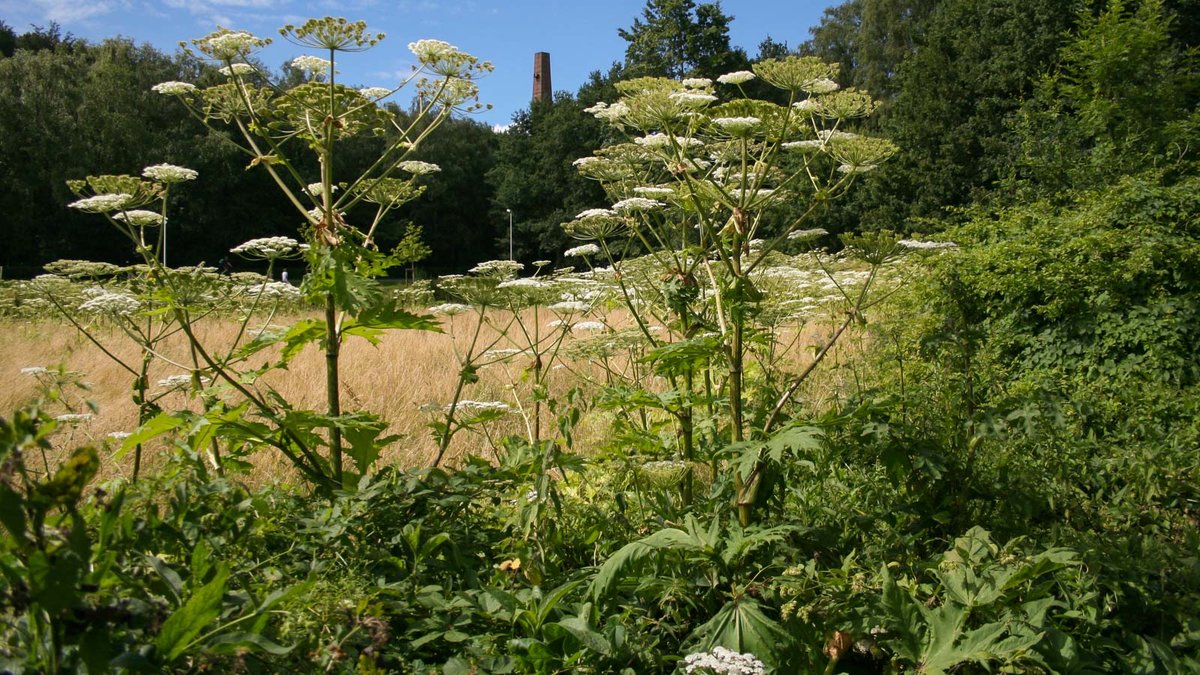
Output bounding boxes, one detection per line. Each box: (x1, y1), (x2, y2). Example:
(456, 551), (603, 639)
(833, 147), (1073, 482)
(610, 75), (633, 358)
(428, 303), (471, 315)
(359, 86), (391, 99)
(682, 77), (713, 89)
(152, 81), (197, 96)
(572, 321), (606, 332)
(68, 194), (134, 213)
(681, 646), (767, 675)
(197, 30), (265, 60)
(242, 282), (300, 300)
(143, 164), (198, 183)
(448, 400), (511, 414)
(899, 239), (958, 250)
(497, 278), (547, 289)
(712, 116), (761, 134)
(613, 197), (665, 212)
(804, 77), (840, 94)
(634, 186), (674, 198)
(793, 99), (822, 113)
(576, 208), (616, 220)
(717, 70), (756, 85)
(55, 413), (94, 424)
(305, 182), (339, 197)
(548, 300), (589, 313)
(635, 133), (703, 148)
(398, 160), (441, 175)
(291, 54), (331, 76)
(21, 366), (50, 376)
(217, 63), (255, 77)
(782, 139), (824, 153)
(231, 236), (302, 260)
(469, 260), (524, 277)
(78, 291), (140, 316)
(157, 374), (193, 390)
(670, 91), (718, 107)
(564, 244), (600, 258)
(113, 210), (165, 227)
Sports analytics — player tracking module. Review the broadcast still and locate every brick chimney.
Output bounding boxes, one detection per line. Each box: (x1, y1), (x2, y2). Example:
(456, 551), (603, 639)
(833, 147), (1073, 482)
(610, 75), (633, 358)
(533, 52), (551, 102)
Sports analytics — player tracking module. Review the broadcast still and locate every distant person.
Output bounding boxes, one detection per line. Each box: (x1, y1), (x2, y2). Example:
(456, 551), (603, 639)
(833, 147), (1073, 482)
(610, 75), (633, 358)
(219, 256), (232, 275)
(281, 269), (289, 284)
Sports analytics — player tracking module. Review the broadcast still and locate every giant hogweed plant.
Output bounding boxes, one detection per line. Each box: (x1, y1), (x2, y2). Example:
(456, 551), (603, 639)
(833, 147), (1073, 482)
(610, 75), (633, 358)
(567, 58), (901, 523)
(60, 19), (490, 489)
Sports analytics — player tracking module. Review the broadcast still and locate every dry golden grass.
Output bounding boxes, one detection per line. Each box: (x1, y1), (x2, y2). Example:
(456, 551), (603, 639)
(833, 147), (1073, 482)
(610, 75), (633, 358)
(0, 308), (863, 484)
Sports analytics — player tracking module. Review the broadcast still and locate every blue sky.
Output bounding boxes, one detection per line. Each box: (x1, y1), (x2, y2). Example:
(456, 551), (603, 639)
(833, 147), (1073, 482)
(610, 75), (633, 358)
(0, 1), (838, 127)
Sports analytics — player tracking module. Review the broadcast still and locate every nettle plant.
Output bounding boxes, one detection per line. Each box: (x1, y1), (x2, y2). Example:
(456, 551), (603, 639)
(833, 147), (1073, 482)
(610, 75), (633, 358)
(568, 58), (900, 523)
(60, 19), (490, 489)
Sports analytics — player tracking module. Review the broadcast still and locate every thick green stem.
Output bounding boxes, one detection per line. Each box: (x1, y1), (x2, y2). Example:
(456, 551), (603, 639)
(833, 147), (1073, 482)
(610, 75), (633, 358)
(324, 293), (343, 485)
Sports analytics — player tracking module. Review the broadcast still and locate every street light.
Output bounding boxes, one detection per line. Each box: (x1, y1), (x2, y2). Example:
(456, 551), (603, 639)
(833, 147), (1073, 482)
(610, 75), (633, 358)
(506, 208), (513, 260)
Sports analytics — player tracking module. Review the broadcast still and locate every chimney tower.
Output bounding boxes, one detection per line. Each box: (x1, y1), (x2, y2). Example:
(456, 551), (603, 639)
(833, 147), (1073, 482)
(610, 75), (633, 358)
(533, 52), (552, 102)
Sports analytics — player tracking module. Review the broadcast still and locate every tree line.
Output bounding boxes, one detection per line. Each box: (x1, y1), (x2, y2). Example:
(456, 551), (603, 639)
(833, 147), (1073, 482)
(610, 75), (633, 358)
(1, 0), (1197, 276)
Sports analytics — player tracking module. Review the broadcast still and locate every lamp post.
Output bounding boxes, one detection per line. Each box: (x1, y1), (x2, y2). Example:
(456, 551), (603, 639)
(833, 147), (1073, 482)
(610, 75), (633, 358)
(506, 208), (513, 260)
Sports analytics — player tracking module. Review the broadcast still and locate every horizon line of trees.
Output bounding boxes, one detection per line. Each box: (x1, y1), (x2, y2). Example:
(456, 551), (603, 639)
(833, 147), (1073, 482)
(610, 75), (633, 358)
(1, 0), (1197, 277)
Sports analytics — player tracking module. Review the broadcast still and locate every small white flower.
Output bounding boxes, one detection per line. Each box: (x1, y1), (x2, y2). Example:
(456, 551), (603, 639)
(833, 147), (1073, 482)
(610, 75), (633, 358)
(217, 63), (255, 77)
(717, 70), (756, 85)
(681, 77), (712, 88)
(793, 99), (822, 112)
(712, 116), (761, 134)
(497, 278), (546, 289)
(359, 86), (391, 99)
(157, 375), (193, 390)
(782, 139), (825, 152)
(143, 164), (198, 183)
(55, 413), (94, 424)
(583, 101), (608, 114)
(291, 55), (331, 75)
(469, 260), (524, 277)
(107, 431), (132, 441)
(450, 400), (511, 414)
(78, 291), (140, 316)
(68, 194), (133, 213)
(635, 133), (703, 148)
(152, 81), (197, 96)
(572, 321), (606, 332)
(633, 186), (674, 197)
(899, 239), (958, 250)
(576, 208), (616, 220)
(305, 182), (339, 196)
(564, 244), (600, 258)
(838, 164), (878, 174)
(113, 210), (165, 227)
(231, 236), (302, 260)
(804, 77), (840, 94)
(613, 197), (664, 212)
(548, 301), (589, 313)
(21, 366), (50, 376)
(398, 160), (441, 175)
(669, 91), (717, 107)
(682, 646), (766, 675)
(532, 259), (551, 267)
(408, 39), (457, 63)
(428, 303), (471, 315)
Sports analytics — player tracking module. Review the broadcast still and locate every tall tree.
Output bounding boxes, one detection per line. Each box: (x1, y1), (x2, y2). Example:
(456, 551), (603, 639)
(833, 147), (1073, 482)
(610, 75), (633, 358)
(618, 0), (748, 79)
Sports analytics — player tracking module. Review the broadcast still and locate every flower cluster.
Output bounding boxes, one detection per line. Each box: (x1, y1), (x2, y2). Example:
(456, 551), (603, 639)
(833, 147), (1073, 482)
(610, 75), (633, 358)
(231, 236), (304, 260)
(113, 210), (165, 227)
(291, 55), (331, 76)
(78, 291), (141, 317)
(449, 400), (511, 414)
(218, 63), (256, 77)
(899, 239), (958, 250)
(681, 646), (766, 675)
(717, 70), (756, 85)
(68, 194), (134, 213)
(564, 244), (600, 258)
(398, 160), (441, 175)
(428, 303), (471, 315)
(151, 81), (197, 96)
(193, 29), (270, 61)
(469, 260), (524, 277)
(408, 38), (490, 78)
(143, 164), (198, 183)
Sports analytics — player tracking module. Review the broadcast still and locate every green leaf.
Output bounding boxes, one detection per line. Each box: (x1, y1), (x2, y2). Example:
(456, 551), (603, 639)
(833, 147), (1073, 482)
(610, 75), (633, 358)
(0, 483), (26, 542)
(117, 412), (188, 460)
(278, 319), (326, 367)
(694, 598), (791, 668)
(208, 632), (295, 656)
(554, 616), (612, 656)
(591, 524), (710, 601)
(154, 565), (230, 662)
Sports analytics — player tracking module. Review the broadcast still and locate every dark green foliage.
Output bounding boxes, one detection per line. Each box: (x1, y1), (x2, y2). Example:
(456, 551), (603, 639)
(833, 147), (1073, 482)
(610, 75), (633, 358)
(487, 96), (609, 263)
(617, 0), (749, 80)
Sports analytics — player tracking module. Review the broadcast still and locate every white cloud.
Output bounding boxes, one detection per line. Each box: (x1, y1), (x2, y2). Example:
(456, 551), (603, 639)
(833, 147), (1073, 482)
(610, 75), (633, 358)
(491, 123), (510, 134)
(36, 0), (119, 22)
